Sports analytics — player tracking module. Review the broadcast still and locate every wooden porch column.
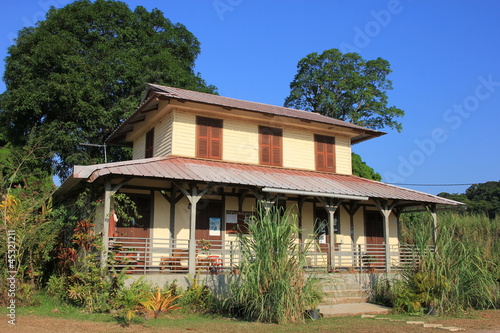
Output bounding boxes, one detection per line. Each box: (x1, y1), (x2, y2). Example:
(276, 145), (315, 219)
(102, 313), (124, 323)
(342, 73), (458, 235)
(101, 179), (112, 267)
(374, 200), (398, 273)
(160, 187), (183, 239)
(101, 177), (130, 267)
(428, 204), (438, 245)
(317, 197), (342, 270)
(174, 183), (212, 275)
(250, 190), (278, 213)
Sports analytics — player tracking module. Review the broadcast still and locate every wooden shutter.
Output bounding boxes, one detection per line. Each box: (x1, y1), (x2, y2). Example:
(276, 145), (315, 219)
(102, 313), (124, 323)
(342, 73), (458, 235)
(145, 129), (154, 158)
(315, 134), (335, 172)
(259, 126), (282, 166)
(197, 117), (222, 159)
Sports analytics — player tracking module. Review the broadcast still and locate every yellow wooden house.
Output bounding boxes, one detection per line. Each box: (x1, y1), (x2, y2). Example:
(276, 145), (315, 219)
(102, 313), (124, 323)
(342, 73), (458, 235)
(59, 84), (461, 275)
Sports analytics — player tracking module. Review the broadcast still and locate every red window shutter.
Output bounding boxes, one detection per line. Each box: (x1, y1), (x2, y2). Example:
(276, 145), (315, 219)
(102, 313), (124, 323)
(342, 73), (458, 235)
(272, 133), (282, 166)
(259, 126), (282, 166)
(209, 126), (222, 159)
(315, 135), (335, 172)
(197, 117), (222, 159)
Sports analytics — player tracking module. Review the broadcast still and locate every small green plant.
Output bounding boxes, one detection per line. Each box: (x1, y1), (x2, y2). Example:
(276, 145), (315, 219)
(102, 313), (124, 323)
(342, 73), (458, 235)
(178, 273), (216, 312)
(139, 287), (182, 319)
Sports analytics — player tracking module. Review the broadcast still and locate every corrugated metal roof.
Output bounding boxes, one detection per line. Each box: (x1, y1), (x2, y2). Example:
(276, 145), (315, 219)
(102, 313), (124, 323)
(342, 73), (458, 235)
(107, 84), (385, 145)
(72, 156), (462, 206)
(150, 84), (385, 141)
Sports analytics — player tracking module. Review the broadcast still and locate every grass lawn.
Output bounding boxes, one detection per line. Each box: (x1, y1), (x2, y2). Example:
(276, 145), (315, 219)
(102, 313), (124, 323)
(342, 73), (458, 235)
(1, 296), (499, 332)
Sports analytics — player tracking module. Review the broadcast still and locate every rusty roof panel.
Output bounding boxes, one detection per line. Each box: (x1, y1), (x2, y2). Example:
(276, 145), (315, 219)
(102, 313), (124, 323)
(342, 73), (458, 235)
(73, 156), (463, 206)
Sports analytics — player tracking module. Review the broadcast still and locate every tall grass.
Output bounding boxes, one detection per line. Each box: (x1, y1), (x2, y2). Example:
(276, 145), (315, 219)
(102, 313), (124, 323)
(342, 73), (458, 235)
(228, 204), (322, 324)
(396, 212), (499, 314)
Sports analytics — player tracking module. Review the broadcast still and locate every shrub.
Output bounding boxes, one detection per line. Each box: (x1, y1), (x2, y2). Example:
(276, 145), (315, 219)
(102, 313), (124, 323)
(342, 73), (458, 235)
(395, 212), (499, 314)
(227, 204), (323, 324)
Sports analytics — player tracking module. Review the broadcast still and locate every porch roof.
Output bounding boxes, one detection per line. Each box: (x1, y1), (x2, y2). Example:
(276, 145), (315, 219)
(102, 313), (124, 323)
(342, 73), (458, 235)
(65, 156), (462, 207)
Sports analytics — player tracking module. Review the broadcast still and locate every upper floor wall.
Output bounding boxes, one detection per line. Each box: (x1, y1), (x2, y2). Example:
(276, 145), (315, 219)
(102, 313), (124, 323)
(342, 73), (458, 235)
(132, 101), (353, 175)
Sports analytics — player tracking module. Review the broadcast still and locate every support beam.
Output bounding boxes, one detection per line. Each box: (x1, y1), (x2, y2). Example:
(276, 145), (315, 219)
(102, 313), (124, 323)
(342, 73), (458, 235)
(101, 178), (130, 267)
(160, 187), (183, 239)
(373, 200), (398, 273)
(343, 202), (360, 244)
(173, 183), (212, 275)
(317, 197), (342, 270)
(250, 189), (279, 212)
(428, 203), (438, 245)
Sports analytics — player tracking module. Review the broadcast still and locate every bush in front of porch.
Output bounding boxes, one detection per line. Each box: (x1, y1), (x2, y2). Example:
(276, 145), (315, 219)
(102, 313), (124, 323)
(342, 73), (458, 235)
(391, 212), (500, 315)
(227, 204), (323, 324)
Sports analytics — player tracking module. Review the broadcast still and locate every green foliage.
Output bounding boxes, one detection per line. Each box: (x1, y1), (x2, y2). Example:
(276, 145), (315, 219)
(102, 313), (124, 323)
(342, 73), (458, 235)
(439, 180), (500, 219)
(352, 153), (382, 181)
(395, 213), (500, 314)
(177, 273), (216, 312)
(285, 48), (404, 132)
(0, 135), (64, 286)
(0, 0), (217, 178)
(228, 204), (323, 324)
(139, 287), (182, 320)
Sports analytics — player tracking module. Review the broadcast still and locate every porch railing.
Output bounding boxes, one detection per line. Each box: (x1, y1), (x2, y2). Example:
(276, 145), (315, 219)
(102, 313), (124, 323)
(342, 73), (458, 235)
(107, 236), (433, 274)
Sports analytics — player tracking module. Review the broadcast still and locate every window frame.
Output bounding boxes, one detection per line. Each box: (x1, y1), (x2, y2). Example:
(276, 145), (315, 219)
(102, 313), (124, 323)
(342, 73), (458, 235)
(196, 116), (223, 160)
(259, 126), (283, 166)
(314, 134), (336, 172)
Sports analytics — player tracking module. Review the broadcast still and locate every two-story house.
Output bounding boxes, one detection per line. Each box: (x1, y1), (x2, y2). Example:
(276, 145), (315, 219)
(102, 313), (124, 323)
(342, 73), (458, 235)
(59, 84), (461, 275)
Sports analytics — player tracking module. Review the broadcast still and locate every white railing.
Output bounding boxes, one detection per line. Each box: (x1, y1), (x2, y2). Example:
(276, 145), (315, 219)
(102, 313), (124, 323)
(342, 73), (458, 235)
(107, 236), (431, 274)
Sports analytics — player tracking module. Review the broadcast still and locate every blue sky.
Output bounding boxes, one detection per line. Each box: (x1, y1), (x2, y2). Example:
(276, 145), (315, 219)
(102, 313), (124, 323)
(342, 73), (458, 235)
(1, 0), (499, 195)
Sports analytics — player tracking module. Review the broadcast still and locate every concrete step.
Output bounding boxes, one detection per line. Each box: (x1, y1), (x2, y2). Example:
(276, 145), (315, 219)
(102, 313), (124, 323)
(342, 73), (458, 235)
(320, 296), (369, 305)
(323, 289), (369, 299)
(318, 302), (391, 317)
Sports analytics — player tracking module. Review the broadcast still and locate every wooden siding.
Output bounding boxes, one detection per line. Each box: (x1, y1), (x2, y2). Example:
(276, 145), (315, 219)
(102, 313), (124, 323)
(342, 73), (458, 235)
(157, 109), (353, 175)
(172, 111), (196, 157)
(132, 133), (146, 160)
(335, 135), (352, 175)
(283, 129), (315, 170)
(155, 112), (173, 157)
(223, 119), (259, 164)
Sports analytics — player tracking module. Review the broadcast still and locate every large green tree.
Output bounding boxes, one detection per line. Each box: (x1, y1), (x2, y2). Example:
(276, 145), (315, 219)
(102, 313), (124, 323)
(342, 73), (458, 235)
(285, 49), (404, 180)
(284, 48), (404, 132)
(0, 0), (216, 178)
(439, 181), (500, 219)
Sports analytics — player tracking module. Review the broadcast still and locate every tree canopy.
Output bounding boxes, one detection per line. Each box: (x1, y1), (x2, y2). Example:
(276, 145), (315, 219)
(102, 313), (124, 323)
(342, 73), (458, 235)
(439, 181), (500, 219)
(284, 48), (404, 132)
(351, 153), (381, 181)
(0, 0), (216, 178)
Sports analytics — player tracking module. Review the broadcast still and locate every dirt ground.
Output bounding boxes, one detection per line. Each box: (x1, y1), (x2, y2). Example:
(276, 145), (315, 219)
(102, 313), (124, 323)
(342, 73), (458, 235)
(1, 310), (499, 333)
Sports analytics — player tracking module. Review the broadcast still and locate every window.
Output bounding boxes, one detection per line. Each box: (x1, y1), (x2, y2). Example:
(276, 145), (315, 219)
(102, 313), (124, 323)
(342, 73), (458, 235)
(145, 129), (154, 158)
(315, 134), (335, 172)
(196, 116), (223, 159)
(259, 126), (282, 166)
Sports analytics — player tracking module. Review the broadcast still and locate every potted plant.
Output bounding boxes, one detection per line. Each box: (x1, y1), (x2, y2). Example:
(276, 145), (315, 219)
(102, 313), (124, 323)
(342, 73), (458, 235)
(362, 253), (376, 271)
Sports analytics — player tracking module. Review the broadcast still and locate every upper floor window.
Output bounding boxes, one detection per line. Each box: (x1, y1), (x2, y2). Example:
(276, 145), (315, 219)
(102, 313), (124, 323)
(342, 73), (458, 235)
(145, 128), (154, 158)
(196, 116), (223, 159)
(259, 126), (282, 166)
(315, 134), (335, 172)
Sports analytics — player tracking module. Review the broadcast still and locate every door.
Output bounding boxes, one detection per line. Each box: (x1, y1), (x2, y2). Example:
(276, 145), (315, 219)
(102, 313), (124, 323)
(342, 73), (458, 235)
(314, 207), (330, 252)
(195, 200), (223, 251)
(364, 210), (385, 266)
